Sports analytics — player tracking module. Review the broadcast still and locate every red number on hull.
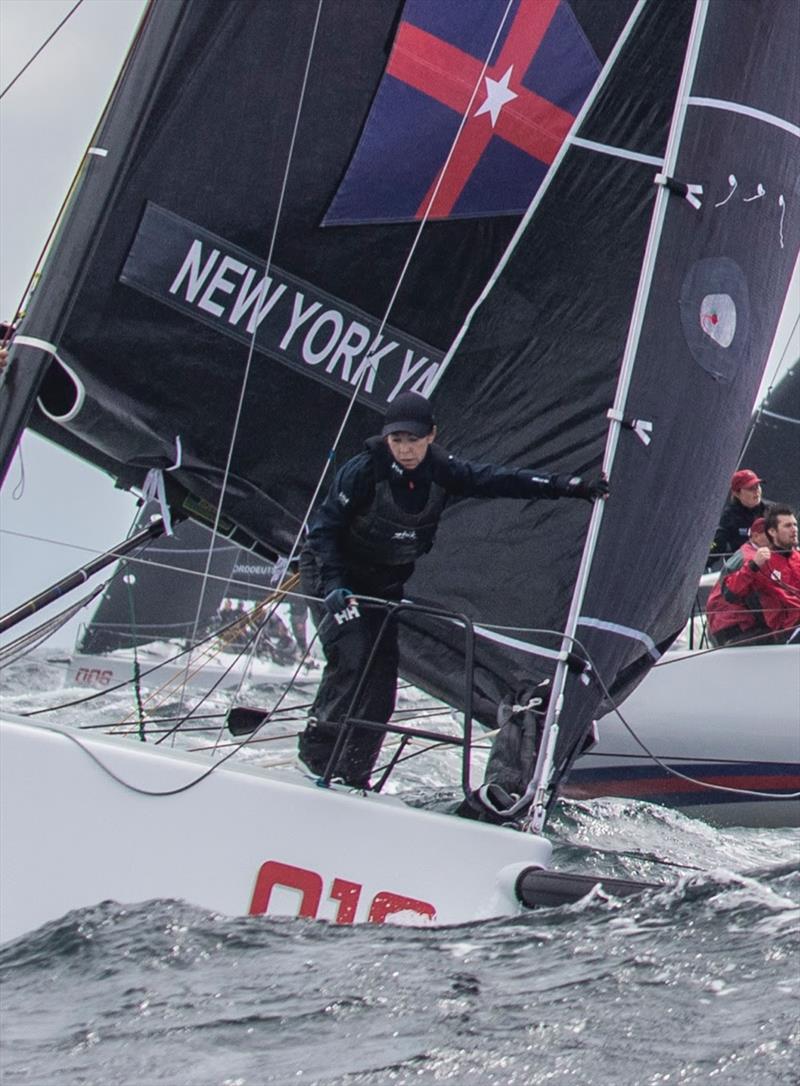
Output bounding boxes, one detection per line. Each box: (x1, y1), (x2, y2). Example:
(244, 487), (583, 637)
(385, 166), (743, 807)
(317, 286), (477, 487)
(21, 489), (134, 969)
(249, 861), (436, 924)
(249, 860), (322, 918)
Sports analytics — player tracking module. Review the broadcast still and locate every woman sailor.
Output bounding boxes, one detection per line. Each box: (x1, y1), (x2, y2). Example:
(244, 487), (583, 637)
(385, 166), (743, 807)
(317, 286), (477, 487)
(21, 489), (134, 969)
(298, 391), (608, 787)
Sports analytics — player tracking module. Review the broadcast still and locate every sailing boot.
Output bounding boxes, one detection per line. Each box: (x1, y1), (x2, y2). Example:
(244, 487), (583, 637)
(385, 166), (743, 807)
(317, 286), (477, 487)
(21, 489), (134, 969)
(297, 717), (338, 777)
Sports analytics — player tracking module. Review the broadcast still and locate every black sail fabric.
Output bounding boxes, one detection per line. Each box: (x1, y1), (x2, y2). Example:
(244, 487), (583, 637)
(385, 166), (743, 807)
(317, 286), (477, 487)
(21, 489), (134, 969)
(549, 0), (800, 787)
(77, 506), (274, 654)
(398, 0), (698, 720)
(743, 363), (799, 510)
(2, 1), (797, 814)
(400, 0), (800, 790)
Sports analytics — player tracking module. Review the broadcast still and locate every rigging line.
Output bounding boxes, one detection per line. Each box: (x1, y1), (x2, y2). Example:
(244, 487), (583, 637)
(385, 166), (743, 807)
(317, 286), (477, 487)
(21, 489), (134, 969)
(185, 1), (325, 675)
(149, 622), (271, 745)
(213, 622), (322, 755)
(26, 721), (240, 799)
(78, 712), (228, 730)
(129, 579), (306, 746)
(228, 573), (299, 704)
(118, 587), (295, 731)
(426, 0), (649, 395)
(0, 0), (148, 369)
(0, 526), (284, 595)
(237, 0), (519, 625)
(20, 606), (267, 716)
(10, 440), (25, 500)
(476, 630), (798, 824)
(564, 631), (800, 803)
(228, 571), (308, 704)
(0, 0), (84, 100)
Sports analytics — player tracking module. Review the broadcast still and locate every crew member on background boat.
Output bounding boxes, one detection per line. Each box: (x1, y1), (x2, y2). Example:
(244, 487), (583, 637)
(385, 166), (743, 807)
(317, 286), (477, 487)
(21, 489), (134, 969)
(298, 391), (609, 787)
(720, 504), (800, 642)
(706, 517), (770, 646)
(707, 469), (770, 570)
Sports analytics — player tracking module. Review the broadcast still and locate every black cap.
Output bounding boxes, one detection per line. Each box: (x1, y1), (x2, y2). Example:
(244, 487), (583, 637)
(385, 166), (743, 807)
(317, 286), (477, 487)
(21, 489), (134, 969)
(381, 392), (435, 438)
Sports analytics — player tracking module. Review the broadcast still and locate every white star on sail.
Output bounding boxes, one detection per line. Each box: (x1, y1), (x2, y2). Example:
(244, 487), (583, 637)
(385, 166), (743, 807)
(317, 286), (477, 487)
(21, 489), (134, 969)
(475, 66), (518, 127)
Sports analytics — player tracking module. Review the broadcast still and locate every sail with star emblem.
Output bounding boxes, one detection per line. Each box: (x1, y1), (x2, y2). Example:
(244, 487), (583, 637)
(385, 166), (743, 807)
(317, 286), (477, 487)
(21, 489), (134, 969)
(0, 0), (796, 824)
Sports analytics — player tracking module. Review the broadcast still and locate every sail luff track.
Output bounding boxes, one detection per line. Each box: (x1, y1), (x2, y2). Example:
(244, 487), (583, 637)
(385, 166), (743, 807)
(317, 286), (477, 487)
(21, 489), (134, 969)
(525, 0), (713, 833)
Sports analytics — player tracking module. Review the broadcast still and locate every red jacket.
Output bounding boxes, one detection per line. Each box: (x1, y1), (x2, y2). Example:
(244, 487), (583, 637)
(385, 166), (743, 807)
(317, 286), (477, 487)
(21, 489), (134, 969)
(724, 548), (800, 635)
(706, 542), (764, 640)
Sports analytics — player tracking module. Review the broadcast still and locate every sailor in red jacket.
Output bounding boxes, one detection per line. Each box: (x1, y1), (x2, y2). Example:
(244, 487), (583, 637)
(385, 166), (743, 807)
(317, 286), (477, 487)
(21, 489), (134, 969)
(722, 504), (800, 642)
(706, 517), (770, 646)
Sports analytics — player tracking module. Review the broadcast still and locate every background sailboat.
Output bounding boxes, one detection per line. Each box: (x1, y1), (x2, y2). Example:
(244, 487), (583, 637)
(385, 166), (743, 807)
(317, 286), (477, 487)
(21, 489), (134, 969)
(63, 501), (313, 694)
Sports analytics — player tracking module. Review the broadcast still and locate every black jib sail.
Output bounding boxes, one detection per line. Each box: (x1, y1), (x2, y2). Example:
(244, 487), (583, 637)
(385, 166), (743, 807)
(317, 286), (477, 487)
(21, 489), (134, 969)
(77, 504), (274, 655)
(742, 362), (800, 510)
(1, 1), (797, 821)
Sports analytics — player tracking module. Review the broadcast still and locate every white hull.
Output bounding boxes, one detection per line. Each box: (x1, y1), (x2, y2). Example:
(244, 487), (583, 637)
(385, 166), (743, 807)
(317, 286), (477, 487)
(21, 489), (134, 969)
(568, 644), (800, 827)
(0, 714), (551, 944)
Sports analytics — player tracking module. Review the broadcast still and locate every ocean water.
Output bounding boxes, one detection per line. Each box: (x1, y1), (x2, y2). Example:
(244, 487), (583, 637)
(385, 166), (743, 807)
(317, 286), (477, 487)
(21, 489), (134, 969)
(1, 653), (799, 1086)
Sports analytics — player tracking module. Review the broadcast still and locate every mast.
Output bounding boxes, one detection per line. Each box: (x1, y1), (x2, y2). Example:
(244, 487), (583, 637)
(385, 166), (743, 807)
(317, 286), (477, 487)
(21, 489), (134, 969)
(525, 0), (713, 832)
(525, 0), (800, 830)
(0, 0), (182, 484)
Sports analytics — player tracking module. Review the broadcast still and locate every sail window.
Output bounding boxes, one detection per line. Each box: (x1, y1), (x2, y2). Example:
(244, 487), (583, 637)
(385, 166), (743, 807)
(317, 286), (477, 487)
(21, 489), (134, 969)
(679, 257), (750, 382)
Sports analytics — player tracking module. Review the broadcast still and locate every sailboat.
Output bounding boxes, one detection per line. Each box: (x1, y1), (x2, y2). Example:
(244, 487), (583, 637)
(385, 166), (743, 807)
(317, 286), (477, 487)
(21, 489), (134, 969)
(62, 501), (316, 694)
(568, 359), (800, 827)
(1, 0), (798, 943)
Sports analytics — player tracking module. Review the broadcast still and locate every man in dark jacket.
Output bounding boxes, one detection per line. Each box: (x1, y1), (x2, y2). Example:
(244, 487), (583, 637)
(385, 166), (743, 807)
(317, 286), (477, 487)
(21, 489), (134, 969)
(298, 391), (608, 787)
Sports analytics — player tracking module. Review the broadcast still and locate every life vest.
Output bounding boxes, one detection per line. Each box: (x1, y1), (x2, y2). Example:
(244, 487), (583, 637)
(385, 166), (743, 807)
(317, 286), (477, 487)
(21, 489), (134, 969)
(346, 440), (448, 565)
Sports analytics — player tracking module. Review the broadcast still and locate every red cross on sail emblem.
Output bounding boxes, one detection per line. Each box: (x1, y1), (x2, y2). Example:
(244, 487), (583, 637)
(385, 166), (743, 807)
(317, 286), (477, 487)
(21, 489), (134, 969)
(324, 0), (601, 226)
(387, 0), (574, 219)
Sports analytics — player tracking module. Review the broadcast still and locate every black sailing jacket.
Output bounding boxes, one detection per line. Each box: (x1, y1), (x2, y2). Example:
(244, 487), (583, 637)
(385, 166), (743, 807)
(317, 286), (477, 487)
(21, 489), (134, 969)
(306, 437), (570, 595)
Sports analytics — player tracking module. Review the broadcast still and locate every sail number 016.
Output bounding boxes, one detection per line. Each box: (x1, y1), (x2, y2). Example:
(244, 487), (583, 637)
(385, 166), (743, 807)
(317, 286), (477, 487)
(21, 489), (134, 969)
(249, 860), (436, 924)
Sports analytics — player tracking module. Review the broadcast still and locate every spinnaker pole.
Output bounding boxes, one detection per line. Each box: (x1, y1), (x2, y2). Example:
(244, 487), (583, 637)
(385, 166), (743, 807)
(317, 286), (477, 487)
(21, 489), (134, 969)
(0, 517), (166, 636)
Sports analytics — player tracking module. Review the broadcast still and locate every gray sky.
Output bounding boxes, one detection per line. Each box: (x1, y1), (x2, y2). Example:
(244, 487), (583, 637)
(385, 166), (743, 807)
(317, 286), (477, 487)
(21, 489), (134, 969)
(1, 0), (146, 649)
(0, 0), (798, 653)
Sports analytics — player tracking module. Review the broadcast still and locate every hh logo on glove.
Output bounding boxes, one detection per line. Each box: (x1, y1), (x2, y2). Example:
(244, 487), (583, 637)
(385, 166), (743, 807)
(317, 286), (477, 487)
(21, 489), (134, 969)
(324, 587), (361, 625)
(333, 601), (361, 626)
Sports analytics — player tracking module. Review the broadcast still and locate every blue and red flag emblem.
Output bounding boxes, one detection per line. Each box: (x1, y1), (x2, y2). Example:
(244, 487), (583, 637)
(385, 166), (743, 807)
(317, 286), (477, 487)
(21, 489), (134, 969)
(324, 0), (600, 225)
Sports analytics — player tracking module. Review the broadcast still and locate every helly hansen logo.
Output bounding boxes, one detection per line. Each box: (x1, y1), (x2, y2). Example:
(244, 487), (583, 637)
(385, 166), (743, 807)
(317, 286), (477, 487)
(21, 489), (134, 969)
(333, 602), (361, 626)
(337, 491), (350, 507)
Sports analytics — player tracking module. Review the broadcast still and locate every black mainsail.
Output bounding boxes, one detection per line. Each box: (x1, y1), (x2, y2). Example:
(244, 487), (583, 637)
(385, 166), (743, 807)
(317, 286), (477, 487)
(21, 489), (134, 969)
(0, 0), (797, 823)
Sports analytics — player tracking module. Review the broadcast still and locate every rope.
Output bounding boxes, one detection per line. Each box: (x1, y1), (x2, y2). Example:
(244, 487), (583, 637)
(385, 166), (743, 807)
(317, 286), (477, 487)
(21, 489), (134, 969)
(272, 0), (520, 586)
(0, 582), (106, 670)
(0, 1), (84, 100)
(184, 1), (326, 676)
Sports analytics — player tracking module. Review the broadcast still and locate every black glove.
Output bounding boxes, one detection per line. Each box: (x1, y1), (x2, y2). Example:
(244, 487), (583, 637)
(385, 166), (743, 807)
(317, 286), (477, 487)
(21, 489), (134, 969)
(324, 588), (362, 628)
(324, 587), (356, 614)
(561, 473), (609, 502)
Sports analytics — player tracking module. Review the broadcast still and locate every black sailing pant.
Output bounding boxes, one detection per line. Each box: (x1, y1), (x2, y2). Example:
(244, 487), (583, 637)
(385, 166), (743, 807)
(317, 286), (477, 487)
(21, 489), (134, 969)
(298, 548), (403, 785)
